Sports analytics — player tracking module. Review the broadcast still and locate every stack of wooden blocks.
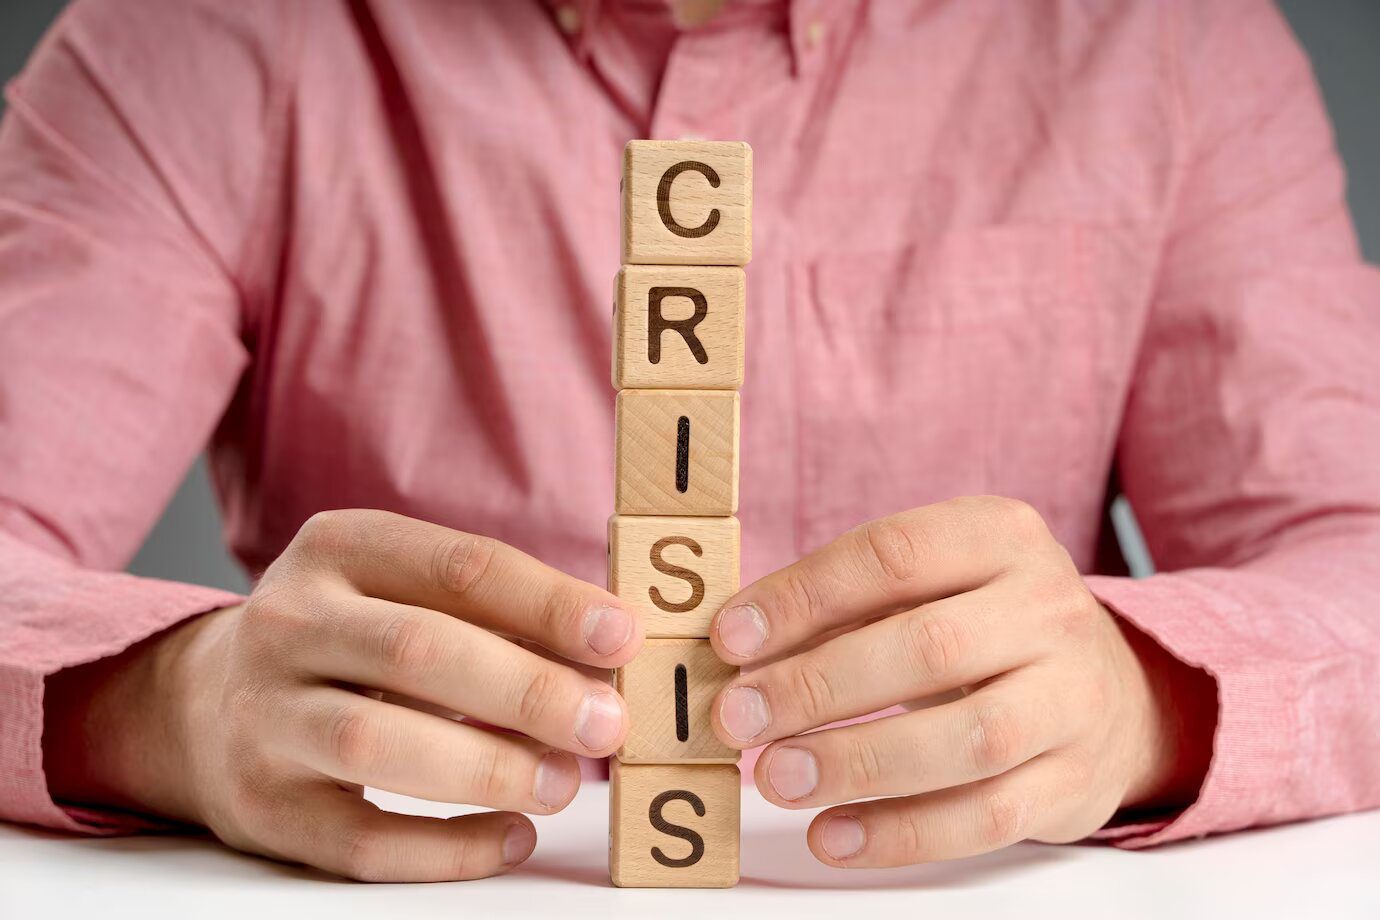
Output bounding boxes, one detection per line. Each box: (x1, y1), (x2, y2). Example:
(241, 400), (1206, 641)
(608, 139), (752, 889)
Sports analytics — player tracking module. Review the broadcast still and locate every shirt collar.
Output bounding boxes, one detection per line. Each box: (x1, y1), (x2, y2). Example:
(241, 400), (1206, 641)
(542, 0), (849, 77)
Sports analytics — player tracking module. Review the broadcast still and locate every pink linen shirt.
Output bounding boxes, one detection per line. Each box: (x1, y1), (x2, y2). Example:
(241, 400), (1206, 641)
(2, 0), (1379, 849)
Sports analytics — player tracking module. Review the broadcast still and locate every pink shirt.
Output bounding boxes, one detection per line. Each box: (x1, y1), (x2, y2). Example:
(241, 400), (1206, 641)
(2, 0), (1379, 848)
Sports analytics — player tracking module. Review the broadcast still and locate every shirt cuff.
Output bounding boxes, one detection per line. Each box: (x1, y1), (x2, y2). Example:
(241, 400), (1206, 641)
(1083, 573), (1301, 848)
(1, 551), (242, 835)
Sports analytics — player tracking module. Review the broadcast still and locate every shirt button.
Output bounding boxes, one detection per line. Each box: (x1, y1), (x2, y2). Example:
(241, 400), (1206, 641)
(806, 20), (826, 49)
(555, 4), (581, 36)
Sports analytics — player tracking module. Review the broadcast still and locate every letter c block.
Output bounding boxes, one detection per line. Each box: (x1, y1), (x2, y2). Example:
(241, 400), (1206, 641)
(622, 140), (752, 266)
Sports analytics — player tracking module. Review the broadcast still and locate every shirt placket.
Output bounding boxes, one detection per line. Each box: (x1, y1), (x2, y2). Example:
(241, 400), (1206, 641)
(649, 27), (749, 142)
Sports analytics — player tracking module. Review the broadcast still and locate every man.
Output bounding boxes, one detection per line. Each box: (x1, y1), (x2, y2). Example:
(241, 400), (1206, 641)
(2, 0), (1377, 882)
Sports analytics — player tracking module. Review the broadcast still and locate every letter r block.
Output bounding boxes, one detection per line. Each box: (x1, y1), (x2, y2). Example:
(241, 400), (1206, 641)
(609, 515), (739, 638)
(622, 140), (752, 266)
(610, 760), (740, 888)
(614, 265), (745, 390)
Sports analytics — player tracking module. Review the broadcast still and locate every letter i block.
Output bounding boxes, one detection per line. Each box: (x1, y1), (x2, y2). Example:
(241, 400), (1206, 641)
(609, 515), (739, 638)
(615, 390), (739, 516)
(616, 639), (738, 763)
(614, 265), (745, 390)
(622, 140), (752, 266)
(610, 760), (740, 888)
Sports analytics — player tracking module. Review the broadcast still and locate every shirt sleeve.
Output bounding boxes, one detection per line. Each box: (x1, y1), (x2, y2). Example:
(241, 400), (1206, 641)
(0, 0), (289, 834)
(1087, 0), (1380, 847)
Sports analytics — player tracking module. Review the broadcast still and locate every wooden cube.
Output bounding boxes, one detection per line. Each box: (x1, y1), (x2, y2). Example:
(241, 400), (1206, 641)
(610, 761), (740, 888)
(615, 638), (738, 763)
(615, 390), (739, 516)
(613, 265), (745, 390)
(622, 140), (752, 266)
(608, 515), (739, 638)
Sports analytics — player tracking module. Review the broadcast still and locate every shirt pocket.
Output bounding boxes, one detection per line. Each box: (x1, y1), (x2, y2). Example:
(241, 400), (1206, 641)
(790, 223), (1104, 553)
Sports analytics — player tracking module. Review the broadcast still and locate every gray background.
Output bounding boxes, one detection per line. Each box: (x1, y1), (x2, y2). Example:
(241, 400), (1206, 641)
(2, 1), (1377, 594)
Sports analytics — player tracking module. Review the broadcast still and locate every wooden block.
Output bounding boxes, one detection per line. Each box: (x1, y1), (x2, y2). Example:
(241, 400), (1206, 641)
(610, 761), (740, 888)
(615, 638), (738, 763)
(622, 140), (752, 266)
(615, 390), (739, 516)
(609, 515), (739, 638)
(613, 265), (745, 390)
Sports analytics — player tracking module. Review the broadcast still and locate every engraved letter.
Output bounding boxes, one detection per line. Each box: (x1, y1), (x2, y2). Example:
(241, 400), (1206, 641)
(648, 287), (709, 365)
(649, 790), (706, 868)
(649, 536), (706, 614)
(657, 161), (721, 239)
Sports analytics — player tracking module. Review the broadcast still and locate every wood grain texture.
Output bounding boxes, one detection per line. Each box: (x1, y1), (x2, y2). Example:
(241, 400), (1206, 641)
(615, 638), (739, 763)
(622, 140), (752, 266)
(613, 265), (745, 390)
(608, 514), (739, 638)
(615, 389), (739, 516)
(609, 761), (740, 888)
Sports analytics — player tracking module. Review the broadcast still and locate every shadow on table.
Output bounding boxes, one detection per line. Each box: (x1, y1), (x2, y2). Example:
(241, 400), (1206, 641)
(736, 826), (1067, 891)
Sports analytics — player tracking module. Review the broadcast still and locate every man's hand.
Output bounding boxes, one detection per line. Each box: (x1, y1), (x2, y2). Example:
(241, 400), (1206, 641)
(45, 510), (643, 881)
(708, 496), (1213, 868)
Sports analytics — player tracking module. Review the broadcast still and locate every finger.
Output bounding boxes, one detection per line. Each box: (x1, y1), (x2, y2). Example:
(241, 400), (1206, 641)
(753, 672), (1069, 807)
(710, 496), (1050, 663)
(291, 510), (643, 666)
(806, 751), (1073, 868)
(712, 582), (1039, 746)
(278, 689), (585, 814)
(294, 596), (628, 755)
(257, 782), (536, 882)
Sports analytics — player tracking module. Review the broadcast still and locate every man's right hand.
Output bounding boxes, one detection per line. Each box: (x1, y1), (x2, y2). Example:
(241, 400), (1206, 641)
(44, 510), (642, 881)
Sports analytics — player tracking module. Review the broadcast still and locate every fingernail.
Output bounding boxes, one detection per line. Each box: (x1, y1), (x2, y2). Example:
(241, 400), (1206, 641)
(767, 747), (819, 801)
(717, 604), (768, 658)
(533, 751), (578, 809)
(574, 690), (623, 751)
(719, 685), (770, 743)
(583, 606), (633, 657)
(821, 815), (866, 860)
(502, 822), (536, 865)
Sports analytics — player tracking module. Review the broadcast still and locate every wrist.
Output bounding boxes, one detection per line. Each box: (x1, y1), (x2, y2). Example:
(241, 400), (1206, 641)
(42, 604), (239, 825)
(1115, 614), (1217, 812)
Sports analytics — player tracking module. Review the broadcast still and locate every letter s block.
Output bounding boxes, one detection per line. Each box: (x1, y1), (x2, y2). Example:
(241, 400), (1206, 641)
(609, 515), (739, 638)
(614, 265), (745, 390)
(622, 140), (752, 266)
(610, 760), (740, 888)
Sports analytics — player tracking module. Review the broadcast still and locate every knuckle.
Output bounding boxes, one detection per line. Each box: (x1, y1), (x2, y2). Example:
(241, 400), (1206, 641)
(298, 509), (355, 553)
(995, 497), (1046, 541)
(431, 532), (495, 596)
(890, 810), (927, 861)
(378, 612), (441, 675)
(536, 584), (584, 641)
(514, 667), (564, 728)
(971, 704), (1024, 774)
(467, 743), (516, 804)
(775, 568), (828, 631)
(787, 659), (837, 724)
(980, 788), (1028, 848)
(900, 612), (967, 682)
(339, 819), (390, 882)
(860, 518), (921, 583)
(844, 738), (887, 793)
(329, 706), (381, 774)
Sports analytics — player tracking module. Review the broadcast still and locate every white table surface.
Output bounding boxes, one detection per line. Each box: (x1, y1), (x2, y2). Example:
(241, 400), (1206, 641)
(2, 785), (1376, 920)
